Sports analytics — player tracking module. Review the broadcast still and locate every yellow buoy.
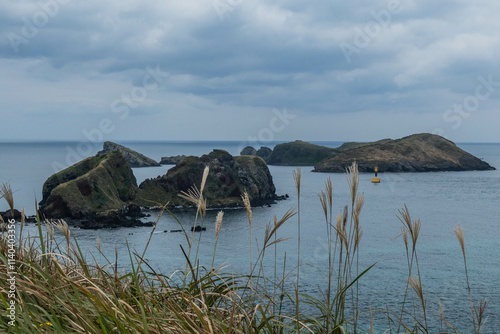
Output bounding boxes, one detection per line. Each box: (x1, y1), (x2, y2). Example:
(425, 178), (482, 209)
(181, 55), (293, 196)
(371, 166), (380, 183)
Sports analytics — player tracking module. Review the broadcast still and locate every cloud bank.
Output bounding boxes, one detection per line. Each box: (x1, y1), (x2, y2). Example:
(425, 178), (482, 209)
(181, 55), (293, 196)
(1, 0), (499, 142)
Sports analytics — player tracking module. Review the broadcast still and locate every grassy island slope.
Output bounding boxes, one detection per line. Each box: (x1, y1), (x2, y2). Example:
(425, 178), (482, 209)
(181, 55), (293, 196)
(314, 133), (495, 173)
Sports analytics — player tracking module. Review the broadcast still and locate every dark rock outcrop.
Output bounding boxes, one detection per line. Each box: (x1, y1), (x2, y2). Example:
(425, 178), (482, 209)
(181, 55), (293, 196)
(79, 211), (154, 229)
(98, 141), (160, 168)
(160, 155), (187, 165)
(314, 133), (496, 173)
(39, 151), (150, 227)
(256, 146), (273, 163)
(191, 226), (206, 232)
(138, 150), (278, 207)
(240, 146), (273, 163)
(267, 140), (336, 166)
(1, 209), (24, 222)
(240, 146), (258, 156)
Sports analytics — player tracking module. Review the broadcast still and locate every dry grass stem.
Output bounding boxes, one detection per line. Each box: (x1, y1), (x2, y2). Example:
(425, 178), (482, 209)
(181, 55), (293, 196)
(409, 275), (425, 309)
(292, 168), (301, 196)
(215, 211), (224, 242)
(0, 183), (14, 215)
(454, 223), (465, 259)
(242, 192), (252, 228)
(200, 166), (209, 194)
(346, 161), (359, 206)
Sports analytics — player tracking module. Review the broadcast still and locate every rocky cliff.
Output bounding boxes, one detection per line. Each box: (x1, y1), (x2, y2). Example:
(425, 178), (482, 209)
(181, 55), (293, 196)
(239, 146), (273, 163)
(256, 147), (273, 163)
(98, 141), (160, 168)
(314, 133), (496, 173)
(39, 151), (149, 227)
(240, 146), (257, 156)
(138, 150), (278, 207)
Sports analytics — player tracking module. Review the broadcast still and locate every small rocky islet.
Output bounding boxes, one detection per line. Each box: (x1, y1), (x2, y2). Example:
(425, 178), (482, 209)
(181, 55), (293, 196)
(38, 134), (495, 228)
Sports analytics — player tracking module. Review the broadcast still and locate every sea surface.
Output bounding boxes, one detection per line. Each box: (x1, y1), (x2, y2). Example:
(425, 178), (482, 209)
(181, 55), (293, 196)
(1, 140), (499, 332)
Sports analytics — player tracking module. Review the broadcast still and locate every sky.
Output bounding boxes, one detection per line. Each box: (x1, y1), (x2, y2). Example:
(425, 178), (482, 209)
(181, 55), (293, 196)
(1, 0), (500, 143)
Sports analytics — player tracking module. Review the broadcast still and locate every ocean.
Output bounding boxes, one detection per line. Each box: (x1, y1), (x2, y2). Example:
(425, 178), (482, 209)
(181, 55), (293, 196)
(1, 140), (499, 332)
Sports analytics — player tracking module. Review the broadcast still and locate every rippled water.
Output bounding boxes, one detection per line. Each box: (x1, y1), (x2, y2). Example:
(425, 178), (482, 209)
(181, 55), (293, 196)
(1, 141), (499, 332)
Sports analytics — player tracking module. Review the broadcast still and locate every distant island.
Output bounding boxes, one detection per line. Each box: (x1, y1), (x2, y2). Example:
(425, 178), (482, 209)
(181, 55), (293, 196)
(241, 133), (495, 172)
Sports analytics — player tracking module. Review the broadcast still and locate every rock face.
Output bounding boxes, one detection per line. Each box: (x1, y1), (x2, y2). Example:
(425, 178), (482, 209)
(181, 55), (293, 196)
(160, 155), (187, 165)
(138, 150), (278, 207)
(240, 146), (257, 156)
(256, 147), (273, 163)
(314, 133), (496, 173)
(239, 146), (273, 163)
(267, 140), (336, 166)
(39, 151), (147, 227)
(98, 141), (160, 168)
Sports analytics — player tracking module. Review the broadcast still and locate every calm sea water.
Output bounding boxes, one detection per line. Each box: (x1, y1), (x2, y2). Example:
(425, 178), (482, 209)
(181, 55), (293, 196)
(1, 140), (499, 332)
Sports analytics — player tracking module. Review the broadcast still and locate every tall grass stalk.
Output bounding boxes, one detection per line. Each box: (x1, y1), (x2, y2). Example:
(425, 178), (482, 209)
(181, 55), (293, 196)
(397, 204), (427, 333)
(0, 183), (14, 217)
(242, 192), (253, 278)
(179, 166), (209, 277)
(211, 210), (224, 270)
(454, 223), (488, 334)
(293, 167), (302, 333)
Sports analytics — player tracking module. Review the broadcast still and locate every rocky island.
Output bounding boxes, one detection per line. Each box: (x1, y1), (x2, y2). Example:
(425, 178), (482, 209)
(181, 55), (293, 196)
(266, 141), (335, 166)
(98, 141), (160, 168)
(39, 148), (281, 227)
(314, 133), (495, 172)
(39, 150), (152, 228)
(240, 142), (335, 165)
(138, 150), (280, 208)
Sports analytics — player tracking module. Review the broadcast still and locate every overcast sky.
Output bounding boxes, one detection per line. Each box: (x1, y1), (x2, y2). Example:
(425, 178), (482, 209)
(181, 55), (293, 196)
(1, 0), (499, 143)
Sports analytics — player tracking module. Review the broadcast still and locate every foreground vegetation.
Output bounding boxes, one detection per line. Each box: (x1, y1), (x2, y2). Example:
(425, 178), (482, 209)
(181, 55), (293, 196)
(0, 164), (489, 333)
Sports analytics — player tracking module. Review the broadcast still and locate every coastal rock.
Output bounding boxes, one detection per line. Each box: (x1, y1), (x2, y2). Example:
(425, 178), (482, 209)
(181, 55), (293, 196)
(138, 150), (278, 207)
(267, 140), (336, 166)
(256, 146), (273, 163)
(1, 209), (24, 222)
(314, 133), (496, 173)
(240, 146), (257, 156)
(79, 212), (154, 229)
(191, 226), (206, 232)
(98, 141), (160, 168)
(240, 146), (273, 163)
(160, 155), (187, 165)
(39, 151), (139, 220)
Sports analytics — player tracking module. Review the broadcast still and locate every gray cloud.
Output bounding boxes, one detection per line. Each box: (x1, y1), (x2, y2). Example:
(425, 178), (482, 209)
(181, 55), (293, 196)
(1, 0), (499, 142)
